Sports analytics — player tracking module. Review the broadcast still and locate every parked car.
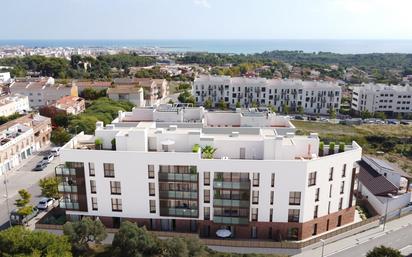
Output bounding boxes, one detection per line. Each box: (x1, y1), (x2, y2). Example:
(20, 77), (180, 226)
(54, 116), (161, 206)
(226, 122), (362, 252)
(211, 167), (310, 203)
(33, 161), (47, 171)
(10, 207), (39, 225)
(387, 119), (399, 125)
(294, 115), (304, 120)
(43, 154), (54, 163)
(308, 116), (317, 121)
(400, 120), (410, 125)
(37, 198), (54, 210)
(51, 147), (61, 156)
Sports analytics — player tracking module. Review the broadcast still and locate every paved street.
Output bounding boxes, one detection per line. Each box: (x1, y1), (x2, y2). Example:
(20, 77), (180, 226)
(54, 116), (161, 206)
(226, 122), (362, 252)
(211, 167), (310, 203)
(0, 147), (61, 230)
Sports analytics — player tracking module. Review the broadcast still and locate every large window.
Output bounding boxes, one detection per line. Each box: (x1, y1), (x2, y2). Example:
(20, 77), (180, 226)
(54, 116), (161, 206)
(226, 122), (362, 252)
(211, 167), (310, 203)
(329, 184), (333, 198)
(110, 181), (121, 195)
(91, 197), (98, 210)
(289, 192), (301, 205)
(149, 183), (155, 196)
(90, 180), (96, 194)
(314, 205), (318, 219)
(308, 172), (317, 186)
(271, 173), (275, 187)
(315, 188), (320, 202)
(270, 191), (274, 205)
(339, 197), (343, 210)
(342, 164), (347, 177)
(149, 200), (156, 213)
(251, 208), (258, 221)
(329, 167), (333, 181)
(111, 198), (122, 212)
(204, 207), (210, 220)
(288, 209), (300, 222)
(204, 172), (210, 186)
(340, 181), (345, 194)
(252, 191), (259, 204)
(104, 163), (115, 177)
(89, 163), (95, 177)
(252, 173), (260, 187)
(204, 190), (210, 203)
(148, 165), (155, 178)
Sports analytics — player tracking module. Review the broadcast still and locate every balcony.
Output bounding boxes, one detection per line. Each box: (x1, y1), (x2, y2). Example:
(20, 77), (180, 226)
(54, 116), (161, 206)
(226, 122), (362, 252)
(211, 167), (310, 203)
(160, 207), (198, 218)
(213, 199), (249, 208)
(158, 173), (198, 182)
(213, 216), (249, 225)
(159, 191), (198, 200)
(59, 202), (79, 210)
(58, 184), (78, 193)
(55, 166), (76, 176)
(213, 181), (250, 190)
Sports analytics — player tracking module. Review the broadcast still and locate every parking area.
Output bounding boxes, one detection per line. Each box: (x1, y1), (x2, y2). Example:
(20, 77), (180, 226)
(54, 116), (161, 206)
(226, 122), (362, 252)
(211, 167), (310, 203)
(0, 146), (62, 229)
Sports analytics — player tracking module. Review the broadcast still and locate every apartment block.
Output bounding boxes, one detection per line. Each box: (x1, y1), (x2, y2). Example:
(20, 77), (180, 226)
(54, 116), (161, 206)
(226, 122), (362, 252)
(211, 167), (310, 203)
(57, 104), (361, 241)
(0, 94), (30, 117)
(0, 114), (51, 174)
(193, 75), (341, 115)
(9, 77), (78, 108)
(351, 84), (412, 114)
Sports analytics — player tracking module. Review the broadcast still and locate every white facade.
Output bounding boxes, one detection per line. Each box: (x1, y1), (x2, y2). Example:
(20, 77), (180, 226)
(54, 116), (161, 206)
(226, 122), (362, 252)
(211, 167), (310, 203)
(0, 94), (30, 117)
(58, 105), (361, 240)
(0, 72), (11, 83)
(351, 84), (412, 114)
(193, 75), (341, 115)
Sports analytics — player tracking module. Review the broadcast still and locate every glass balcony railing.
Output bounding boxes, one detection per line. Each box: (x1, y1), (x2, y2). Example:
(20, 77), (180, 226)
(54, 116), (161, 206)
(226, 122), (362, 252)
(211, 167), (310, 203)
(160, 207), (198, 217)
(158, 173), (198, 182)
(58, 184), (78, 193)
(59, 202), (79, 210)
(213, 199), (250, 208)
(213, 181), (250, 189)
(55, 166), (76, 176)
(213, 216), (249, 225)
(159, 191), (198, 200)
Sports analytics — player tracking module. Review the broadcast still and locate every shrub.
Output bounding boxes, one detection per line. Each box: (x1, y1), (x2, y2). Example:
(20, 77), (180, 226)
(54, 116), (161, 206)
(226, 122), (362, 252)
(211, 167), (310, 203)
(319, 141), (324, 156)
(329, 142), (335, 155)
(339, 142), (345, 153)
(192, 144), (200, 153)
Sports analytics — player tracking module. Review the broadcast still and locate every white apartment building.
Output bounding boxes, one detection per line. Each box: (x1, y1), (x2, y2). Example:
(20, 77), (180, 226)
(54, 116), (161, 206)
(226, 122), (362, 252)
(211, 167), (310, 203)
(9, 77), (78, 108)
(351, 84), (412, 114)
(0, 72), (11, 84)
(0, 94), (30, 117)
(57, 104), (361, 241)
(193, 75), (341, 115)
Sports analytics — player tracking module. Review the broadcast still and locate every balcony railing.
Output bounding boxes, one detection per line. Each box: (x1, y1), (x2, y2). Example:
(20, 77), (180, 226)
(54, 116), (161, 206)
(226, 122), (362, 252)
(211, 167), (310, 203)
(160, 207), (198, 217)
(213, 199), (250, 208)
(158, 173), (198, 182)
(59, 202), (79, 210)
(55, 166), (76, 176)
(213, 216), (249, 225)
(159, 191), (198, 200)
(213, 181), (250, 189)
(58, 184), (78, 193)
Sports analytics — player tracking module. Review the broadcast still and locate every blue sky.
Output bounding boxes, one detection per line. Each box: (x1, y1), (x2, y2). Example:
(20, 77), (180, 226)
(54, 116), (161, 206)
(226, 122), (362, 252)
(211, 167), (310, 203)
(2, 0), (412, 40)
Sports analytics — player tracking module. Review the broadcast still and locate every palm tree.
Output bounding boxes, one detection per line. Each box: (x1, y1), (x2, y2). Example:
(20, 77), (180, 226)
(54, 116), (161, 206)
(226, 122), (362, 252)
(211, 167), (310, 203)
(201, 145), (217, 159)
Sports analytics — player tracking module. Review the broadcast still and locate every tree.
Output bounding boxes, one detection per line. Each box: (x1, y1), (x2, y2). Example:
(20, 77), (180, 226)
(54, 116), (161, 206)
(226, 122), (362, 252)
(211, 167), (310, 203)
(328, 107), (337, 119)
(39, 177), (60, 199)
(0, 226), (71, 257)
(251, 100), (258, 108)
(201, 145), (217, 159)
(63, 217), (107, 252)
(15, 189), (33, 216)
(235, 101), (241, 108)
(51, 127), (72, 146)
(374, 112), (387, 120)
(366, 246), (403, 257)
(203, 98), (213, 109)
(163, 237), (189, 257)
(111, 221), (162, 257)
(282, 103), (290, 114)
(361, 110), (373, 119)
(54, 113), (70, 128)
(217, 99), (227, 110)
(297, 106), (304, 115)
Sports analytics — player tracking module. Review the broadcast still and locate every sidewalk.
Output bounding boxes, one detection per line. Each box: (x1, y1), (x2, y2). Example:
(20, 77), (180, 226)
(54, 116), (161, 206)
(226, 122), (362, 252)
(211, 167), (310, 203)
(294, 214), (412, 257)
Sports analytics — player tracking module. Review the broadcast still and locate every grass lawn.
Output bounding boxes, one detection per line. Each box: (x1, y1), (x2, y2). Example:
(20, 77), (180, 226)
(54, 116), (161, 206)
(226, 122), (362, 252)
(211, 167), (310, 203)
(292, 121), (412, 174)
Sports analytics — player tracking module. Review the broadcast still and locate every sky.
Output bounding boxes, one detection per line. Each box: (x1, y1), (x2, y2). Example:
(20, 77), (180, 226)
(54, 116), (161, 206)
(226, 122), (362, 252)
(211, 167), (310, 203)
(2, 0), (412, 40)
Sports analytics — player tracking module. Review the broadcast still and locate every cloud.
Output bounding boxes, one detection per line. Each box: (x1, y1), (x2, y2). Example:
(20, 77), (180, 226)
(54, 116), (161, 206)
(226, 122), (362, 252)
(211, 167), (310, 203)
(193, 0), (211, 8)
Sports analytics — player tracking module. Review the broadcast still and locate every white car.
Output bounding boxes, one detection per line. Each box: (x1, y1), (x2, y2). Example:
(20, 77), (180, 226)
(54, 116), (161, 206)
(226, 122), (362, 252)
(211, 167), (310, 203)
(43, 154), (54, 163)
(37, 198), (54, 210)
(51, 147), (61, 156)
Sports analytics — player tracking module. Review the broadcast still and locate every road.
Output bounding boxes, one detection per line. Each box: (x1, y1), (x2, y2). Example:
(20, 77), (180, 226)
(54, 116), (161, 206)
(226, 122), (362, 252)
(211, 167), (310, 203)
(0, 147), (61, 230)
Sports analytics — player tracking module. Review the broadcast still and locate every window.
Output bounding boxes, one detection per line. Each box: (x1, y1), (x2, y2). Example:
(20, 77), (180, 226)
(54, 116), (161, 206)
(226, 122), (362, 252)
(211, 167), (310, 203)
(312, 223), (317, 236)
(204, 172), (210, 186)
(90, 180), (96, 194)
(149, 200), (156, 213)
(287, 228), (299, 240)
(329, 184), (332, 198)
(314, 205), (318, 219)
(337, 215), (342, 227)
(91, 197), (98, 210)
(342, 164), (347, 177)
(326, 219), (330, 231)
(104, 163), (115, 177)
(270, 191), (274, 205)
(308, 172), (317, 186)
(148, 165), (155, 178)
(340, 181), (345, 194)
(251, 226), (257, 238)
(204, 207), (210, 220)
(288, 209), (300, 222)
(339, 197), (343, 210)
(149, 183), (155, 196)
(110, 181), (121, 195)
(329, 167), (333, 181)
(204, 190), (210, 203)
(269, 208), (273, 222)
(251, 208), (258, 221)
(315, 188), (320, 202)
(328, 201), (331, 214)
(271, 173), (275, 187)
(252, 191), (259, 204)
(111, 198), (122, 212)
(89, 163), (95, 176)
(289, 192), (301, 205)
(252, 173), (260, 186)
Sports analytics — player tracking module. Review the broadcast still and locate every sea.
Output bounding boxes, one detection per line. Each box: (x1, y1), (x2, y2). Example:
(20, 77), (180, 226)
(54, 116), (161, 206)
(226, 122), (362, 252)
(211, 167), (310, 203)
(1, 39), (412, 54)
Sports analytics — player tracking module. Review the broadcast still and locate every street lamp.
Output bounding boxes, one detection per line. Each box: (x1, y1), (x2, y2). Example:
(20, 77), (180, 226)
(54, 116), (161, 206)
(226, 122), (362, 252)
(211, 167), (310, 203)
(3, 171), (12, 228)
(320, 239), (326, 257)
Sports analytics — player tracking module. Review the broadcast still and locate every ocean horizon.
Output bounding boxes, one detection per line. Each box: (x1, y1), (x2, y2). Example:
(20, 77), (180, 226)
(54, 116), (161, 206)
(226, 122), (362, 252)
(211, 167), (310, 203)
(1, 39), (412, 54)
